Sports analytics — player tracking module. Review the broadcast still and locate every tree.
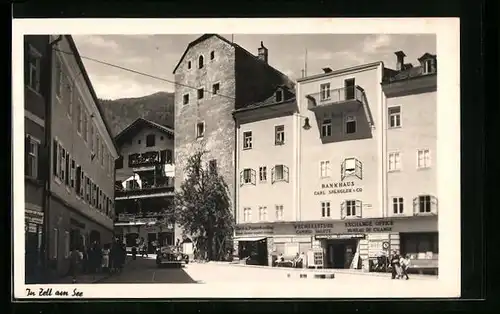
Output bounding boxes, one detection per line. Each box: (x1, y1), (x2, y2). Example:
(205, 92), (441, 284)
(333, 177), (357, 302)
(174, 149), (233, 261)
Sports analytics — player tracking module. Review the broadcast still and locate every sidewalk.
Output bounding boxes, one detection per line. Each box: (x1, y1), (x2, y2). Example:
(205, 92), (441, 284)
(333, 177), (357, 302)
(207, 261), (437, 281)
(53, 255), (133, 284)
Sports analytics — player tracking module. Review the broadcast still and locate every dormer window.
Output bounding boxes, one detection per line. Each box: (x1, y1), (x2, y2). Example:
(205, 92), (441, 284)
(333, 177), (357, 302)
(275, 90), (283, 102)
(198, 56), (204, 69)
(423, 59), (433, 74)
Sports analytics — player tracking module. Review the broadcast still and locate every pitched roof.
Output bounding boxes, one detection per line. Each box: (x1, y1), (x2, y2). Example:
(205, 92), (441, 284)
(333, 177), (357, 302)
(65, 35), (119, 155)
(173, 34), (294, 87)
(233, 85), (296, 114)
(115, 118), (174, 145)
(384, 53), (437, 83)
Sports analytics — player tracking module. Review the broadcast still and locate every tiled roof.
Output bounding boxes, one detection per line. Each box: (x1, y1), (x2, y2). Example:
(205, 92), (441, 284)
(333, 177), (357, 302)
(233, 85), (296, 113)
(115, 118), (174, 145)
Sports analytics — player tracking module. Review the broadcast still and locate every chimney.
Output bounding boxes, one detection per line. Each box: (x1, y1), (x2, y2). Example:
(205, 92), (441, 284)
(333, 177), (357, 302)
(394, 51), (406, 71)
(258, 41), (268, 64)
(322, 67), (332, 73)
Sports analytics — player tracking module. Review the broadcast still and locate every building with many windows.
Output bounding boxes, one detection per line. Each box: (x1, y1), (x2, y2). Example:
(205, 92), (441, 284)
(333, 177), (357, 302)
(24, 35), (51, 283)
(173, 34), (294, 248)
(232, 52), (438, 273)
(44, 35), (119, 279)
(113, 118), (176, 253)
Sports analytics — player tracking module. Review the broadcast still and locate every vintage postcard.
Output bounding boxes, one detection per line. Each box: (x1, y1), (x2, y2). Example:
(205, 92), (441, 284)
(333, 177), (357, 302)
(12, 18), (460, 299)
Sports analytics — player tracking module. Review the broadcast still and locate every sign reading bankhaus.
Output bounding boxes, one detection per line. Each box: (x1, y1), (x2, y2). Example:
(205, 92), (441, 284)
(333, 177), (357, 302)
(313, 181), (363, 196)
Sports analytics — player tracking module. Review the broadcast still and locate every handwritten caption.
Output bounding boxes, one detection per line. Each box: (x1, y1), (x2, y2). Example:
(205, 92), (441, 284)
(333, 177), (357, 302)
(26, 287), (84, 297)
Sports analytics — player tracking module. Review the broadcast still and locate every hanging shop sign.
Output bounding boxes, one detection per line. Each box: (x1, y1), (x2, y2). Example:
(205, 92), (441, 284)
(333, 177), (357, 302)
(25, 209), (44, 224)
(313, 181), (363, 196)
(235, 224), (274, 236)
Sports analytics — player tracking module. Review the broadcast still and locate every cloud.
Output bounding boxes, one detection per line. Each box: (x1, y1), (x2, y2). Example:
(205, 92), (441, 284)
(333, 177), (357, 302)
(74, 35), (119, 50)
(85, 74), (170, 100)
(362, 34), (392, 54)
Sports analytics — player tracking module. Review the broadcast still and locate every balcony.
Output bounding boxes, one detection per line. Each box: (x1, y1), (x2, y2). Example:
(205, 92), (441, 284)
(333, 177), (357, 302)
(128, 151), (160, 168)
(115, 181), (175, 200)
(307, 85), (365, 113)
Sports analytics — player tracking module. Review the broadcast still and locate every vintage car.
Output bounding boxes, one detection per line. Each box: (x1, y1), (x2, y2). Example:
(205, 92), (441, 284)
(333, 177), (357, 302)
(156, 245), (189, 267)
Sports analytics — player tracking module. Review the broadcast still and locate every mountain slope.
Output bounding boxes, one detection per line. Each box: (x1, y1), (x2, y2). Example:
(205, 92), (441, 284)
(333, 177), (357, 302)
(99, 91), (175, 137)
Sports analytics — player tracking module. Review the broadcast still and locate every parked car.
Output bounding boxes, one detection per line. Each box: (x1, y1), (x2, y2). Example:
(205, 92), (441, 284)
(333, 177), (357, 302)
(155, 245), (189, 267)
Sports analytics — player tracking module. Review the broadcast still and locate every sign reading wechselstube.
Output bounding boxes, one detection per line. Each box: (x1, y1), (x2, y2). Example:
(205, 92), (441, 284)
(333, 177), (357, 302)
(314, 181), (363, 195)
(294, 222), (334, 235)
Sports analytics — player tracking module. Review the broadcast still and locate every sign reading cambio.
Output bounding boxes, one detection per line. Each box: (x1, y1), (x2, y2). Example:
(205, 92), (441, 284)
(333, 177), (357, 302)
(314, 181), (363, 196)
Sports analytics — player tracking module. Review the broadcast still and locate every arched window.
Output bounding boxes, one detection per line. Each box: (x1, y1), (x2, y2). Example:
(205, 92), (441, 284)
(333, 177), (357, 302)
(198, 55), (204, 69)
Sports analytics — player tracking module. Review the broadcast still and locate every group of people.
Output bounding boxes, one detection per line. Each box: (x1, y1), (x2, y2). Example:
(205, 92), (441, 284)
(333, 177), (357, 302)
(68, 238), (127, 283)
(274, 252), (306, 268)
(390, 250), (411, 280)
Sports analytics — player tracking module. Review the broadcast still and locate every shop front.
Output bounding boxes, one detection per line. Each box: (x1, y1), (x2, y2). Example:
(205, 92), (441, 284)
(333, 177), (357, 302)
(115, 215), (175, 253)
(233, 223), (274, 266)
(25, 207), (44, 283)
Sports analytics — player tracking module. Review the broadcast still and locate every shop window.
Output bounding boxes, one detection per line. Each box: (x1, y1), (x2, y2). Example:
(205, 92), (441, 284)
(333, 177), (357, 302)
(413, 195), (438, 215)
(271, 165), (289, 183)
(321, 119), (332, 137)
(341, 157), (362, 181)
(240, 168), (256, 186)
(274, 243), (285, 255)
(321, 201), (331, 217)
(275, 125), (285, 145)
(299, 243), (311, 255)
(341, 200), (362, 219)
(401, 233), (438, 260)
(243, 131), (252, 149)
(259, 166), (267, 182)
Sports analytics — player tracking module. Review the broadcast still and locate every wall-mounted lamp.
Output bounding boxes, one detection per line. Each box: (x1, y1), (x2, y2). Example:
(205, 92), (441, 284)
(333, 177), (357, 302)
(303, 117), (311, 130)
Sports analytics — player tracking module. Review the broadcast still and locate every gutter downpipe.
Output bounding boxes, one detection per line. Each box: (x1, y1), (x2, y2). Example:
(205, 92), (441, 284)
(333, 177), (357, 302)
(41, 35), (63, 282)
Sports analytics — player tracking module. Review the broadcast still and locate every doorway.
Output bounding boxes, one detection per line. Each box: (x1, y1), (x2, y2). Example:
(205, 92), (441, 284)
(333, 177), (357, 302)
(344, 78), (356, 100)
(326, 239), (358, 269)
(147, 233), (157, 253)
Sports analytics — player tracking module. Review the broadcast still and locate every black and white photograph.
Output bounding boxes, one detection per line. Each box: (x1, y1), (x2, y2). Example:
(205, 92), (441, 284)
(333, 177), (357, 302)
(13, 18), (461, 298)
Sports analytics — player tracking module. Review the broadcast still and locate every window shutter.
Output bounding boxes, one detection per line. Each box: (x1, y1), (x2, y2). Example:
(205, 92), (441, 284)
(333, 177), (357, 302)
(355, 159), (363, 180)
(240, 171), (244, 187)
(53, 139), (58, 177)
(271, 166), (275, 184)
(413, 197), (418, 215)
(431, 196), (438, 214)
(340, 201), (346, 219)
(283, 165), (289, 182)
(65, 152), (70, 185)
(355, 200), (362, 218)
(340, 160), (346, 181)
(251, 169), (256, 185)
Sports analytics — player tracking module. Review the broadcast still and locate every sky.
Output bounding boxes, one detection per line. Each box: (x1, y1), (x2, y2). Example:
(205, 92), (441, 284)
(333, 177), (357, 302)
(73, 34), (435, 100)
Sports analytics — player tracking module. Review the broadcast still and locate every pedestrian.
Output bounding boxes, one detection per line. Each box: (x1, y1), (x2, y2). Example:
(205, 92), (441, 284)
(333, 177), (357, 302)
(68, 246), (82, 283)
(102, 244), (110, 273)
(300, 252), (306, 268)
(390, 250), (402, 279)
(400, 254), (411, 280)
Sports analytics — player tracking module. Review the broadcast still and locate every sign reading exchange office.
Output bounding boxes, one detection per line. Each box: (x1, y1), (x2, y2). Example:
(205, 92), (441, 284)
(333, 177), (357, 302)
(313, 181), (363, 196)
(343, 219), (394, 233)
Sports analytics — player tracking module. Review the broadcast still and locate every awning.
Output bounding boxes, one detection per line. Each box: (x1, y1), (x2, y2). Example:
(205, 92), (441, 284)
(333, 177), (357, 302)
(234, 236), (267, 242)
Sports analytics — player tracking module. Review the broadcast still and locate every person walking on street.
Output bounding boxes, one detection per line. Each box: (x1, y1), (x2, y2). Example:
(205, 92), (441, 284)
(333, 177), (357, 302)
(400, 254), (411, 280)
(390, 250), (402, 279)
(102, 244), (110, 273)
(68, 246), (83, 283)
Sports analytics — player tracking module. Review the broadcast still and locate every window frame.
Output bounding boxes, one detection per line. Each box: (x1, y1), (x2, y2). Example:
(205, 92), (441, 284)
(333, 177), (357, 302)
(321, 119), (332, 137)
(243, 207), (252, 222)
(417, 149), (431, 169)
(321, 201), (331, 218)
(212, 82), (220, 96)
(54, 55), (63, 100)
(196, 121), (205, 139)
(320, 160), (331, 178)
(320, 83), (331, 101)
(26, 135), (40, 179)
(388, 151), (402, 172)
(27, 45), (42, 93)
(210, 51), (215, 60)
(258, 206), (268, 221)
(259, 166), (267, 182)
(240, 168), (256, 186)
(197, 87), (205, 100)
(341, 157), (363, 181)
(345, 115), (357, 134)
(341, 199), (363, 219)
(243, 131), (253, 150)
(198, 55), (204, 69)
(413, 195), (438, 215)
(183, 93), (190, 105)
(146, 134), (156, 147)
(271, 164), (289, 184)
(392, 197), (404, 215)
(275, 205), (284, 221)
(388, 105), (402, 128)
(423, 59), (433, 74)
(275, 125), (285, 145)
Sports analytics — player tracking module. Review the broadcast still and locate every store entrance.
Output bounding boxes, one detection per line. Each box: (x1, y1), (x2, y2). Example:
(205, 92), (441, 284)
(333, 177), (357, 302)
(238, 238), (268, 266)
(326, 239), (358, 269)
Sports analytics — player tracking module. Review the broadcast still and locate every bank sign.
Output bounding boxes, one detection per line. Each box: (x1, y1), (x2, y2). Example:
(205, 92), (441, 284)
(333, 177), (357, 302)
(313, 181), (363, 196)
